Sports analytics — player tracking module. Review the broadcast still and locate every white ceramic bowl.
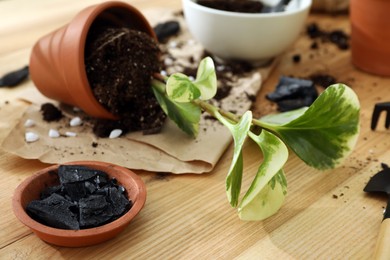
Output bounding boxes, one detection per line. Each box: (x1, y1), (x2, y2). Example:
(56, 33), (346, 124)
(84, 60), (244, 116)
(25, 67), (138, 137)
(182, 0), (312, 63)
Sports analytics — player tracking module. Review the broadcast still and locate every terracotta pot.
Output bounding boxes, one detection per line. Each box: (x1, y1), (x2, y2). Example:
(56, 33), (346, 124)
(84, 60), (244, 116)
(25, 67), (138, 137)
(12, 161), (147, 247)
(29, 1), (156, 119)
(350, 0), (390, 76)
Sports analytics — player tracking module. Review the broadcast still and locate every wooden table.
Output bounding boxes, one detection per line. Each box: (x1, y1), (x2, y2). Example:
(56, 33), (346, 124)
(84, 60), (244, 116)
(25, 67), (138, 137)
(1, 0), (389, 259)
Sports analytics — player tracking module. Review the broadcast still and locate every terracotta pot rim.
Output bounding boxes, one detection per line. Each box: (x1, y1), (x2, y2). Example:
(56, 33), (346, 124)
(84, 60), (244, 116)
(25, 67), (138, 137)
(12, 161), (146, 244)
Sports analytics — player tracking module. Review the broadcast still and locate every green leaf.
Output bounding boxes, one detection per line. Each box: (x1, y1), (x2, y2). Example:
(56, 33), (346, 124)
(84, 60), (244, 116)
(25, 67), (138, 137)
(214, 111), (253, 207)
(152, 86), (201, 137)
(165, 57), (217, 102)
(166, 73), (201, 102)
(194, 57), (217, 100)
(238, 130), (288, 221)
(259, 84), (360, 170)
(260, 107), (308, 125)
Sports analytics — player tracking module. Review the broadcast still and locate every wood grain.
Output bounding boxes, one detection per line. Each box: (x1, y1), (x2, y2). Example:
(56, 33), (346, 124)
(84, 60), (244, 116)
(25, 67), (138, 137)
(1, 0), (390, 259)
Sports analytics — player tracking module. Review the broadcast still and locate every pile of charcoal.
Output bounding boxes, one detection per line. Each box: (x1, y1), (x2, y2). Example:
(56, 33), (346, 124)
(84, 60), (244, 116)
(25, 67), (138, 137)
(26, 165), (132, 230)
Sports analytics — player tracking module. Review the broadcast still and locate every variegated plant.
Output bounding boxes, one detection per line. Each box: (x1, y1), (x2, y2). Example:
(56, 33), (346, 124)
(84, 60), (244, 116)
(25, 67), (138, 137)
(151, 57), (360, 221)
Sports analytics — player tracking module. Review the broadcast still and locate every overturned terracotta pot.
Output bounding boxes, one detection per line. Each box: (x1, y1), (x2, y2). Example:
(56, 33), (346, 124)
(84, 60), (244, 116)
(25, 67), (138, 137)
(350, 0), (390, 76)
(29, 1), (156, 119)
(12, 161), (147, 247)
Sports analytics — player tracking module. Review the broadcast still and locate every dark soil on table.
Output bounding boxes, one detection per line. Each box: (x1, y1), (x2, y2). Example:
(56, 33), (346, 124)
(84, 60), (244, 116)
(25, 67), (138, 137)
(197, 0), (264, 13)
(85, 27), (166, 136)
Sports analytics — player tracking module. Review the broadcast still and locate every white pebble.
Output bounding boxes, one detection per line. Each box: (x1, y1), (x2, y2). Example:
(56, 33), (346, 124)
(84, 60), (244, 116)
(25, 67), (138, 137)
(188, 76), (195, 81)
(25, 132), (39, 143)
(24, 119), (35, 127)
(164, 58), (173, 66)
(187, 39), (195, 45)
(48, 129), (60, 138)
(65, 131), (77, 137)
(216, 65), (226, 71)
(169, 41), (178, 48)
(109, 129), (122, 139)
(160, 70), (167, 77)
(70, 117), (82, 127)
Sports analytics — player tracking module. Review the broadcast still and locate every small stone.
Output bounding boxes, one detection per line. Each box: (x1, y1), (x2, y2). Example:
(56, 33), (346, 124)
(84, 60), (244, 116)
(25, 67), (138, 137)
(48, 129), (60, 138)
(160, 70), (167, 77)
(164, 57), (173, 66)
(153, 20), (180, 42)
(109, 129), (122, 139)
(24, 119), (35, 127)
(169, 41), (178, 48)
(70, 117), (82, 127)
(25, 132), (39, 143)
(65, 131), (77, 137)
(0, 66), (29, 87)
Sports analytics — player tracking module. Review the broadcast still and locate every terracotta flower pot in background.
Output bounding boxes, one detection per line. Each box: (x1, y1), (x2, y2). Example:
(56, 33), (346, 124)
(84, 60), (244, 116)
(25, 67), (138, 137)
(350, 0), (390, 76)
(29, 1), (156, 119)
(12, 161), (147, 247)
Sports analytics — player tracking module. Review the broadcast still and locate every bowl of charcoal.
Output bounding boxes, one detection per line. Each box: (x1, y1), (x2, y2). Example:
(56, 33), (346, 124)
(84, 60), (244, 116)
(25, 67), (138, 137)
(12, 161), (146, 247)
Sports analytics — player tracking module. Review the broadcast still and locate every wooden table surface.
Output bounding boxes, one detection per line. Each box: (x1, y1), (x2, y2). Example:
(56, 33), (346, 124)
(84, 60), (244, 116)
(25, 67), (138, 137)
(1, 0), (390, 259)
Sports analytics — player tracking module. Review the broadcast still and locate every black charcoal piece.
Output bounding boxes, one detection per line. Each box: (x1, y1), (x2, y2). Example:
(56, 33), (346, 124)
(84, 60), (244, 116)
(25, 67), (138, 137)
(266, 76), (318, 112)
(26, 193), (79, 230)
(64, 182), (87, 201)
(58, 165), (102, 184)
(96, 187), (110, 196)
(153, 20), (180, 42)
(40, 185), (62, 199)
(0, 66), (29, 87)
(84, 181), (97, 194)
(107, 187), (131, 217)
(79, 195), (112, 228)
(94, 172), (109, 187)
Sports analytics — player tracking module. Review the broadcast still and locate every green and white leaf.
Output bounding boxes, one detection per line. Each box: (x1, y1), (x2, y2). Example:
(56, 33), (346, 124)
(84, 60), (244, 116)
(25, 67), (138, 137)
(238, 130), (288, 221)
(166, 57), (217, 102)
(259, 84), (360, 170)
(260, 107), (308, 125)
(214, 110), (253, 207)
(152, 86), (201, 137)
(166, 73), (201, 102)
(193, 56), (217, 100)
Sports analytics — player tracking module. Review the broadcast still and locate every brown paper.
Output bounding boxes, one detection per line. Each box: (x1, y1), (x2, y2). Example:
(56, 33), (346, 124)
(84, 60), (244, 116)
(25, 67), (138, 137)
(1, 9), (276, 174)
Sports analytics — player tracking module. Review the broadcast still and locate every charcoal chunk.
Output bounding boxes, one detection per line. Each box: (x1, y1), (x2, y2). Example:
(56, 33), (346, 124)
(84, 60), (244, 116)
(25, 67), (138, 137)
(107, 187), (131, 217)
(266, 76), (318, 111)
(26, 193), (79, 230)
(0, 66), (29, 87)
(84, 181), (97, 194)
(153, 20), (180, 42)
(40, 185), (62, 199)
(94, 172), (109, 187)
(58, 165), (99, 184)
(79, 195), (112, 228)
(64, 182), (87, 201)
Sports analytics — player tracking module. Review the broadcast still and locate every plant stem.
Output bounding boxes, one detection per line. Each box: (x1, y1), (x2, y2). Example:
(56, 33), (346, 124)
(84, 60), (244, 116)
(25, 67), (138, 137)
(151, 78), (270, 130)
